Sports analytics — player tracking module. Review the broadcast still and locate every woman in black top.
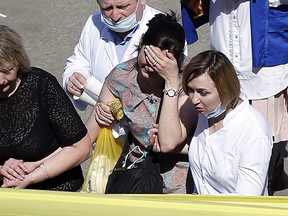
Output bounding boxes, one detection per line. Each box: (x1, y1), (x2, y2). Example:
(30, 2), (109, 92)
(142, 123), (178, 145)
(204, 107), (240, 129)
(0, 25), (92, 191)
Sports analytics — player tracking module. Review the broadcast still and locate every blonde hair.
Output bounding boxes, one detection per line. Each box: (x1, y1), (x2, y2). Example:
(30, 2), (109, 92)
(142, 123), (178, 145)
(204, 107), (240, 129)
(183, 50), (240, 108)
(0, 25), (30, 74)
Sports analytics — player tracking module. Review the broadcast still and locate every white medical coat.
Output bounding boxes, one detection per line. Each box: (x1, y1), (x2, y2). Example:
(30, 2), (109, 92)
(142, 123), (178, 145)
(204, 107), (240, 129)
(63, 5), (161, 110)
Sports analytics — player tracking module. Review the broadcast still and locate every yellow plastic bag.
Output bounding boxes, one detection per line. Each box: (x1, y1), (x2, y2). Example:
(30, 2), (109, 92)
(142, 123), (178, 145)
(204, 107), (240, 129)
(81, 127), (125, 193)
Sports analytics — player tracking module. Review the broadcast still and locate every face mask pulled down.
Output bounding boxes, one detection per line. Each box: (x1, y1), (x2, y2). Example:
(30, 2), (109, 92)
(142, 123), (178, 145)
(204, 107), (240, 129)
(100, 1), (140, 33)
(205, 103), (226, 119)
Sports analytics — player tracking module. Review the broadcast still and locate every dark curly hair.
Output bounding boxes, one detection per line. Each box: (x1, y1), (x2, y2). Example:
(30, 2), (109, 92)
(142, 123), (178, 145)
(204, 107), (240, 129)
(139, 11), (185, 67)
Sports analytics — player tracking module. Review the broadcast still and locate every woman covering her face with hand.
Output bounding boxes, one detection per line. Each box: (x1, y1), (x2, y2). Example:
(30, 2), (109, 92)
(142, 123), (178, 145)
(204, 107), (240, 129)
(0, 25), (92, 190)
(86, 12), (198, 193)
(155, 50), (273, 195)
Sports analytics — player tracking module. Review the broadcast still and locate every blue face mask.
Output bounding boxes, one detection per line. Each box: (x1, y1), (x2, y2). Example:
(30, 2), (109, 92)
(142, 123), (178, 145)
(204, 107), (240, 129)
(205, 103), (226, 119)
(100, 0), (140, 33)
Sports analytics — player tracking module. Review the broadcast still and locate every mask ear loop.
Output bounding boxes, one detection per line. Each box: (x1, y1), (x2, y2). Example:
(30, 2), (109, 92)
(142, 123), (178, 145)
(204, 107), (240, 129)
(122, 145), (147, 169)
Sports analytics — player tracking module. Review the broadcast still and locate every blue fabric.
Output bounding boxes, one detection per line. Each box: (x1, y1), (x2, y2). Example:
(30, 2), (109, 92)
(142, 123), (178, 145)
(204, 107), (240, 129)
(181, 2), (209, 45)
(250, 0), (288, 67)
(181, 5), (198, 45)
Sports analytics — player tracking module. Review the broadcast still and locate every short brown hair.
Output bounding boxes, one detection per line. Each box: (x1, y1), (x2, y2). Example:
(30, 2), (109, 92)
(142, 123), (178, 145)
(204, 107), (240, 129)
(182, 50), (240, 108)
(0, 25), (30, 74)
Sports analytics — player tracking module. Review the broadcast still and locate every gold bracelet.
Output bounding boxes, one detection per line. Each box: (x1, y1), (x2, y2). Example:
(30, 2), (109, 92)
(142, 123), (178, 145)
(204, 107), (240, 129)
(40, 164), (49, 180)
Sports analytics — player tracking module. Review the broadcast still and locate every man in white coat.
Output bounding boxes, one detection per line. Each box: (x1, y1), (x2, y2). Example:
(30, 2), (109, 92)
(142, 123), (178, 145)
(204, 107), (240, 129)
(63, 0), (161, 110)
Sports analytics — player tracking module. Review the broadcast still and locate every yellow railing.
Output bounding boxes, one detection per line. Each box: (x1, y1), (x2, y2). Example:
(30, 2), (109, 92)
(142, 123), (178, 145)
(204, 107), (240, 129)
(0, 189), (288, 216)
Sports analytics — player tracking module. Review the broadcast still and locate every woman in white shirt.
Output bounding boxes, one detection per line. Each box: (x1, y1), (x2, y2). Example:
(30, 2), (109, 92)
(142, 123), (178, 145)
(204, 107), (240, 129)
(154, 50), (273, 195)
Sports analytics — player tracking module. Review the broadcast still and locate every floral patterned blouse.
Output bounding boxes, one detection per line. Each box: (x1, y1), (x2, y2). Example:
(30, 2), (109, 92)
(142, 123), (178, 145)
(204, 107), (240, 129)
(105, 58), (192, 193)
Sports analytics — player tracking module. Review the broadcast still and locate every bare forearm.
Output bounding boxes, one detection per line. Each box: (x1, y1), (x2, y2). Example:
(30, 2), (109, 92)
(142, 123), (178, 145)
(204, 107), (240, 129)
(85, 84), (117, 143)
(35, 147), (62, 168)
(158, 80), (197, 153)
(158, 81), (185, 152)
(25, 134), (91, 185)
(0, 165), (3, 179)
(85, 108), (101, 143)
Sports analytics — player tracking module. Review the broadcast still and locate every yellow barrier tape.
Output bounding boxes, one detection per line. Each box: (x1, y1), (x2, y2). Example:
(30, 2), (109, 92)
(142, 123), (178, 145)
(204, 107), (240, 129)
(0, 189), (288, 216)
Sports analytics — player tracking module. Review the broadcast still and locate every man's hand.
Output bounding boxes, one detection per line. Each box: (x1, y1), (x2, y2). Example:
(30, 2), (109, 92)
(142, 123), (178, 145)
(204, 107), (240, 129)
(66, 72), (87, 96)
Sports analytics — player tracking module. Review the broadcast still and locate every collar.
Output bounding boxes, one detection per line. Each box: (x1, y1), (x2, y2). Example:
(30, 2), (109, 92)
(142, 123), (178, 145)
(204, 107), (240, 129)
(100, 22), (140, 44)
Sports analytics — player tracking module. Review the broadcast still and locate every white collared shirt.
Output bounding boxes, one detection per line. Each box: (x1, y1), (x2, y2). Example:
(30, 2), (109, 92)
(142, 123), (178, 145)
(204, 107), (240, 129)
(189, 97), (273, 195)
(210, 0), (288, 99)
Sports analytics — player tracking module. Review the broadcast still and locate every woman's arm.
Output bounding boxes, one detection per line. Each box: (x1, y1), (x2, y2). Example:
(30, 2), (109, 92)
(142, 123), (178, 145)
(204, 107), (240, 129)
(2, 133), (92, 188)
(5, 83), (116, 188)
(0, 148), (62, 183)
(232, 136), (272, 195)
(144, 45), (198, 153)
(158, 92), (197, 153)
(2, 71), (93, 188)
(85, 84), (117, 143)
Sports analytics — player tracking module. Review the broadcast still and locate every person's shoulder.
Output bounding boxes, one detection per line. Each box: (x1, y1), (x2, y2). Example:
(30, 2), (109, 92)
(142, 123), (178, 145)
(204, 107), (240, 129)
(106, 59), (138, 92)
(86, 10), (107, 32)
(248, 105), (270, 126)
(91, 10), (101, 20)
(139, 5), (162, 27)
(115, 58), (137, 74)
(107, 58), (137, 82)
(240, 101), (271, 136)
(27, 67), (58, 84)
(80, 10), (99, 28)
(145, 5), (162, 15)
(241, 104), (273, 146)
(91, 10), (105, 25)
(29, 67), (55, 78)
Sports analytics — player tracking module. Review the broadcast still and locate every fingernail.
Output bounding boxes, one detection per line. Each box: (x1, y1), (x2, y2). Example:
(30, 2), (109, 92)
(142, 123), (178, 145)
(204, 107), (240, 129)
(80, 85), (84, 89)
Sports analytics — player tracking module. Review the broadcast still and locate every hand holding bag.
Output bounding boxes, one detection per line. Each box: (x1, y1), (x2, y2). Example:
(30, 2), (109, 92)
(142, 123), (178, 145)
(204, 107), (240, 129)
(81, 98), (125, 193)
